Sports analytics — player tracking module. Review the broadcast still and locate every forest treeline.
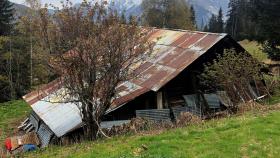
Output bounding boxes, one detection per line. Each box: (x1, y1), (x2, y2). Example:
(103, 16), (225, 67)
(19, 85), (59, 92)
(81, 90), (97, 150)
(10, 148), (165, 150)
(0, 0), (279, 102)
(205, 0), (280, 61)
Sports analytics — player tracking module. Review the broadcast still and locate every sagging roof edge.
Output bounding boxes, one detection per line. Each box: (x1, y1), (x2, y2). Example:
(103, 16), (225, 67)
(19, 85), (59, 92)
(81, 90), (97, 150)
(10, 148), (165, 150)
(22, 29), (232, 115)
(106, 34), (231, 114)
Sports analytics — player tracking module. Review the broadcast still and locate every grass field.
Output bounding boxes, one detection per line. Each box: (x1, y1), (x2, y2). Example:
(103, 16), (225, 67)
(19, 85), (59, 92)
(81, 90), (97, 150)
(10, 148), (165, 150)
(1, 98), (280, 158)
(0, 100), (30, 143)
(239, 40), (267, 62)
(23, 110), (280, 158)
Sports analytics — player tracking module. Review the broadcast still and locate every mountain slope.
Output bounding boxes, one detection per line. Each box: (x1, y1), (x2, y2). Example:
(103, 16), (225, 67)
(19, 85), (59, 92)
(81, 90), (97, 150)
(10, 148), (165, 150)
(12, 3), (30, 18)
(187, 0), (229, 28)
(12, 0), (230, 29)
(108, 0), (229, 28)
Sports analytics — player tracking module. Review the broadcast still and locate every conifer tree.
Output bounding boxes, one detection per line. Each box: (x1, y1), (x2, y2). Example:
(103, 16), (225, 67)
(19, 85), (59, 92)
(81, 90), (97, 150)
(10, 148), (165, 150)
(206, 8), (224, 33)
(120, 12), (127, 24)
(0, 0), (14, 35)
(225, 0), (239, 38)
(190, 5), (196, 29)
(208, 14), (218, 33)
(250, 0), (280, 60)
(226, 0), (256, 40)
(216, 8), (224, 33)
(203, 25), (208, 32)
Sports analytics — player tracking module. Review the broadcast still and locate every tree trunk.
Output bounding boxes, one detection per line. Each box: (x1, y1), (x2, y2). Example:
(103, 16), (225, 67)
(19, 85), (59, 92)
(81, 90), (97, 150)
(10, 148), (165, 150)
(81, 101), (99, 140)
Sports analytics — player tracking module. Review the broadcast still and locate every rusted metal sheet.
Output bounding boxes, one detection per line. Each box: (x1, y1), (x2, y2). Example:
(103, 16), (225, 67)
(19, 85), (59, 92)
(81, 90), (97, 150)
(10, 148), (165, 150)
(112, 29), (226, 109)
(23, 78), (63, 106)
(23, 28), (227, 124)
(136, 109), (171, 121)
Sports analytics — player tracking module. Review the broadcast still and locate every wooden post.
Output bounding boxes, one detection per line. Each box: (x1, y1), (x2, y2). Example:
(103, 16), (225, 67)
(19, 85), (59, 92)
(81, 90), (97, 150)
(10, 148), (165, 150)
(157, 91), (163, 109)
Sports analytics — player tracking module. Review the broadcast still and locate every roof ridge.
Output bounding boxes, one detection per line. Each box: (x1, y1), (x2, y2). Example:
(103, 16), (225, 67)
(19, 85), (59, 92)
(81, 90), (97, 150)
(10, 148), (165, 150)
(156, 27), (228, 36)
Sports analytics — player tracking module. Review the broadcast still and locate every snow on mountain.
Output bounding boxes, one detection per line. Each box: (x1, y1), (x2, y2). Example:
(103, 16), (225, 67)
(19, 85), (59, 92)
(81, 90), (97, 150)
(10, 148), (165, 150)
(106, 0), (229, 28)
(13, 0), (230, 29)
(186, 0), (229, 28)
(107, 0), (143, 18)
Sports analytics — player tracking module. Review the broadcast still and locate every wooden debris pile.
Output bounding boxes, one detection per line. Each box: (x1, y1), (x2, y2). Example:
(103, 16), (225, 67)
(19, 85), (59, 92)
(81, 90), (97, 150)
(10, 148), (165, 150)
(103, 118), (173, 136)
(175, 112), (202, 127)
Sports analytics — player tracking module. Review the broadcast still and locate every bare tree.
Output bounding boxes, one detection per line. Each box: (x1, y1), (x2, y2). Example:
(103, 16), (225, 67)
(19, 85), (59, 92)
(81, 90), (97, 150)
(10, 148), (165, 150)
(28, 0), (154, 139)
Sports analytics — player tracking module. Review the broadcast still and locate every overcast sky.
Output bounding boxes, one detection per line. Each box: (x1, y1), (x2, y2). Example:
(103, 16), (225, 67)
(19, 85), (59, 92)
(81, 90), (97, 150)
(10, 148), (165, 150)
(10, 0), (82, 8)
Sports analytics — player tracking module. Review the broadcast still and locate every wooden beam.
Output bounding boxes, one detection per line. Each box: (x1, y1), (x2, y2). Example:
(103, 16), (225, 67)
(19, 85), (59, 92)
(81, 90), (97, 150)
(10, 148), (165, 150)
(157, 91), (163, 109)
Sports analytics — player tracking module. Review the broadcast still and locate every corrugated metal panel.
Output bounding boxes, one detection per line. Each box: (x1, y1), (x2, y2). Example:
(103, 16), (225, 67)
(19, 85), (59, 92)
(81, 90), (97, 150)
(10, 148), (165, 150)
(136, 109), (171, 121)
(216, 91), (233, 107)
(29, 111), (40, 132)
(37, 122), (54, 148)
(31, 88), (83, 137)
(23, 78), (63, 106)
(22, 28), (227, 137)
(112, 29), (226, 110)
(204, 94), (221, 109)
(32, 101), (82, 137)
(23, 29), (226, 111)
(182, 95), (197, 107)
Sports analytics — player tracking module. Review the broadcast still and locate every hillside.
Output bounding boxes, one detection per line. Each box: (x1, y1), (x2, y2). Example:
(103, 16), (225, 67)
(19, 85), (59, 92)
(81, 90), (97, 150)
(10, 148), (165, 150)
(12, 2), (55, 18)
(0, 100), (30, 143)
(239, 40), (268, 62)
(24, 109), (280, 158)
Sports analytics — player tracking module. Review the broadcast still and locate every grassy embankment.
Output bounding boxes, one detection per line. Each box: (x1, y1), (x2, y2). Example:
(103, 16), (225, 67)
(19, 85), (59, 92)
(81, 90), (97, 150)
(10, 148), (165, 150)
(239, 40), (268, 62)
(0, 100), (30, 143)
(1, 100), (280, 157)
(26, 109), (280, 158)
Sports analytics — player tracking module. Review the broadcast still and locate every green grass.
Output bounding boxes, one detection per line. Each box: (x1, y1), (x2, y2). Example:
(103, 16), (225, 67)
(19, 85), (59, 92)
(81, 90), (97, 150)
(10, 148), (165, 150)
(1, 99), (280, 158)
(265, 88), (280, 105)
(26, 111), (280, 158)
(0, 100), (30, 143)
(239, 40), (268, 62)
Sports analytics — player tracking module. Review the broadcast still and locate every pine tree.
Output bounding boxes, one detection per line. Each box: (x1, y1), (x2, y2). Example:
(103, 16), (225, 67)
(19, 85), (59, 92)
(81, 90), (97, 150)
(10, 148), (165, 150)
(120, 12), (127, 24)
(216, 8), (224, 33)
(226, 0), (239, 38)
(208, 14), (218, 33)
(207, 8), (224, 33)
(225, 0), (257, 40)
(190, 5), (196, 29)
(0, 0), (14, 35)
(203, 25), (208, 32)
(250, 0), (280, 60)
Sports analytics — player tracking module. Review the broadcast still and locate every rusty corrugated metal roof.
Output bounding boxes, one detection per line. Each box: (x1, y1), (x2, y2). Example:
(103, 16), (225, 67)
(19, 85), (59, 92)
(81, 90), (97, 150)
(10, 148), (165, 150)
(22, 28), (227, 136)
(111, 28), (227, 110)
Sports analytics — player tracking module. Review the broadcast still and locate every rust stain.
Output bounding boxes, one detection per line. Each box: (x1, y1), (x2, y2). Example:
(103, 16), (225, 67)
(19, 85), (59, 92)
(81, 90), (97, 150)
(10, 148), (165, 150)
(23, 28), (227, 111)
(195, 34), (221, 51)
(180, 33), (206, 48)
